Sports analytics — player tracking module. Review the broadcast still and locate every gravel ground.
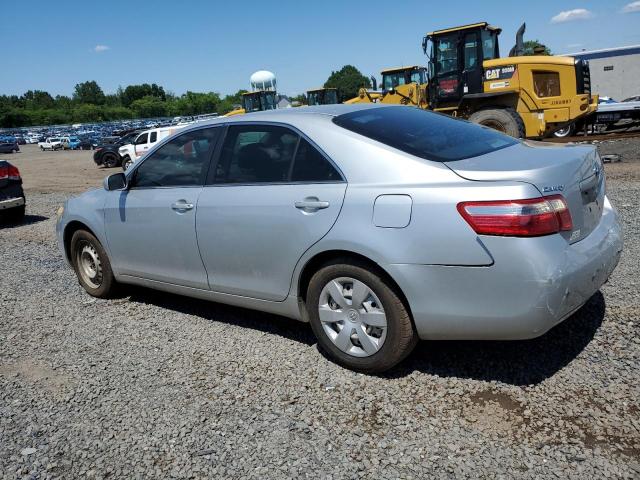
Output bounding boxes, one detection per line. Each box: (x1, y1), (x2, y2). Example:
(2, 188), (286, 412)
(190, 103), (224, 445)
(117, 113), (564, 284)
(1, 140), (639, 479)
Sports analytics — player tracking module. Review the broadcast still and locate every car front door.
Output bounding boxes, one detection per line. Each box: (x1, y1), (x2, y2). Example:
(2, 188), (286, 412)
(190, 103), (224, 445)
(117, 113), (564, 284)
(134, 132), (149, 159)
(104, 127), (221, 289)
(196, 124), (347, 301)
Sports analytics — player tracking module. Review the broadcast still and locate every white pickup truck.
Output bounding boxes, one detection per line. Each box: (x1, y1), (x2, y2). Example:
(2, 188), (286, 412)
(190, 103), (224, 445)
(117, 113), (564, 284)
(38, 137), (64, 151)
(119, 126), (184, 170)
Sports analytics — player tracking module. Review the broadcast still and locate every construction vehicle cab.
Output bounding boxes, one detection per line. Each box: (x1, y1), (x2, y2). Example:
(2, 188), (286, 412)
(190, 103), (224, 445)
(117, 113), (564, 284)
(423, 22), (500, 109)
(422, 22), (597, 138)
(225, 90), (278, 116)
(307, 88), (339, 106)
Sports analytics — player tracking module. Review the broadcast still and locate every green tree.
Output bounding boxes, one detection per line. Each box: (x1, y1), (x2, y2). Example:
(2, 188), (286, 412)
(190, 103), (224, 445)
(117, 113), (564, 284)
(130, 96), (168, 118)
(23, 90), (55, 109)
(217, 89), (248, 115)
(121, 83), (166, 106)
(324, 65), (371, 102)
(73, 81), (105, 105)
(522, 40), (552, 56)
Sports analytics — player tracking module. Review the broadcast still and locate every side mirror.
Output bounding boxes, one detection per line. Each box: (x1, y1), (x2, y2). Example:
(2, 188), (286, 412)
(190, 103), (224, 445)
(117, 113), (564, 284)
(104, 172), (127, 191)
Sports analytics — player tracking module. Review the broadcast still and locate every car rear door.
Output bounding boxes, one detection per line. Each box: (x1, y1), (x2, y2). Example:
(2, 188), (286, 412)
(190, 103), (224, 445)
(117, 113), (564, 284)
(104, 127), (221, 288)
(196, 123), (347, 301)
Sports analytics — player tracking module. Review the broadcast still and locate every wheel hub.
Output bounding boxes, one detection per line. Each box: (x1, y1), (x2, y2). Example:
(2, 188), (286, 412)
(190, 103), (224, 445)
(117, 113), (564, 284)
(318, 277), (388, 358)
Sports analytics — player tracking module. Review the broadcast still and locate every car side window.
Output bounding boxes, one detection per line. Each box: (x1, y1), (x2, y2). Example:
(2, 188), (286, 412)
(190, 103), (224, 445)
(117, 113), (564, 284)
(135, 133), (148, 145)
(131, 128), (220, 188)
(214, 125), (299, 184)
(291, 138), (341, 182)
(149, 131), (157, 143)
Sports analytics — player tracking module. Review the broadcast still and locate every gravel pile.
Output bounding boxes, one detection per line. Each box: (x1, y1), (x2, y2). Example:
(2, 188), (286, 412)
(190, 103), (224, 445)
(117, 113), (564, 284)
(1, 141), (639, 478)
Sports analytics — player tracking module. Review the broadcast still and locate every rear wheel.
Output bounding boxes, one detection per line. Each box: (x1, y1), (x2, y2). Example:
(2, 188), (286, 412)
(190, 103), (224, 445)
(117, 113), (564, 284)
(553, 124), (575, 138)
(102, 152), (120, 168)
(122, 156), (133, 170)
(306, 260), (417, 373)
(2, 203), (25, 224)
(70, 230), (118, 298)
(468, 108), (525, 138)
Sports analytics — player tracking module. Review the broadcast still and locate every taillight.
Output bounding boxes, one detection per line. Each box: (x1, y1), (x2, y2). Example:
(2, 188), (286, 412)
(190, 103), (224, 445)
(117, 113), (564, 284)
(0, 164), (21, 180)
(457, 195), (572, 237)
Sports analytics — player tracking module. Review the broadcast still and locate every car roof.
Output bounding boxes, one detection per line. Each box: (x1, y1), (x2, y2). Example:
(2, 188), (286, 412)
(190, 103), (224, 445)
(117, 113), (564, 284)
(191, 104), (390, 130)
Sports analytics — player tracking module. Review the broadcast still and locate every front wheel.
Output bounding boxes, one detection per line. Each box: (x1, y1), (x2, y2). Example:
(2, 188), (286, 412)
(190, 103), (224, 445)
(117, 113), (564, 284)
(306, 261), (417, 373)
(468, 108), (525, 138)
(70, 230), (118, 298)
(121, 156), (133, 171)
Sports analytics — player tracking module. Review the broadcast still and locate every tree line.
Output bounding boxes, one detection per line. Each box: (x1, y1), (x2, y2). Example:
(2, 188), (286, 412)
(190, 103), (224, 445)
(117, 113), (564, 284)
(0, 65), (373, 128)
(0, 81), (249, 128)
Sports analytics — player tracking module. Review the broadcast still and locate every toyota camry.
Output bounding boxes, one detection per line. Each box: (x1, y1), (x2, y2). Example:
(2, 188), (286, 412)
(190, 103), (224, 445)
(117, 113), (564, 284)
(56, 105), (622, 373)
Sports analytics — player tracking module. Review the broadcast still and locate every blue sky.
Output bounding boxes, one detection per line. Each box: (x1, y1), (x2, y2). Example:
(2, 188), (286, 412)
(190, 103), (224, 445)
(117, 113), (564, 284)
(1, 0), (639, 98)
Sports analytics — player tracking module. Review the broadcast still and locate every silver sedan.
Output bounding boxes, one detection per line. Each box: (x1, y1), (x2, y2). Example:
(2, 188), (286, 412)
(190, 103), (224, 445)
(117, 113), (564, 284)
(56, 105), (623, 373)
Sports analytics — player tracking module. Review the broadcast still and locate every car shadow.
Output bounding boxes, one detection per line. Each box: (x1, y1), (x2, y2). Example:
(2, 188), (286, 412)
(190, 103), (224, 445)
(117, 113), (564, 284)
(382, 291), (606, 385)
(0, 214), (48, 228)
(127, 286), (605, 385)
(127, 287), (316, 346)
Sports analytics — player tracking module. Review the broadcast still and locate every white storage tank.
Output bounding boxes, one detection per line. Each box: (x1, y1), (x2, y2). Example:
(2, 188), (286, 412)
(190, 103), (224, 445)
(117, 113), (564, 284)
(250, 70), (277, 91)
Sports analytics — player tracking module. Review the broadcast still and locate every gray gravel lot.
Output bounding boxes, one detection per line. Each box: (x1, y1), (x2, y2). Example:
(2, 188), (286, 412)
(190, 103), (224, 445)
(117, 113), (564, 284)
(1, 141), (639, 479)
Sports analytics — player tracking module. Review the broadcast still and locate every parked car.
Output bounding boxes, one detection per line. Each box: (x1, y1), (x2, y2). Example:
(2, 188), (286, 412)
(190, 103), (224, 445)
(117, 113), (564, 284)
(119, 126), (184, 170)
(0, 140), (20, 154)
(93, 131), (142, 168)
(77, 137), (93, 150)
(622, 95), (640, 102)
(39, 137), (63, 151)
(61, 136), (81, 150)
(56, 105), (623, 373)
(0, 160), (25, 223)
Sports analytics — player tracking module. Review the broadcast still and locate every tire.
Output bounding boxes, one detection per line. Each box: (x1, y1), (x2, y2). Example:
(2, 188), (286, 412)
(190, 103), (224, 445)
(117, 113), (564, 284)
(70, 230), (118, 298)
(306, 260), (417, 373)
(102, 152), (120, 168)
(468, 108), (525, 138)
(2, 203), (25, 224)
(553, 124), (575, 138)
(121, 156), (133, 171)
(40, 146), (44, 151)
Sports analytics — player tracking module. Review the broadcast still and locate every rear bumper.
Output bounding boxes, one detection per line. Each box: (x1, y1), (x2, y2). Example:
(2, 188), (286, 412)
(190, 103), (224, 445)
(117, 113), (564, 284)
(386, 197), (622, 340)
(0, 196), (25, 210)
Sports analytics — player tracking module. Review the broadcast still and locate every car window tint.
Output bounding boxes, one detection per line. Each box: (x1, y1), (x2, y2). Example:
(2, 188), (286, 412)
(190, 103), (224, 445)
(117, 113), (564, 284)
(136, 133), (148, 145)
(132, 128), (220, 188)
(214, 125), (298, 184)
(291, 138), (341, 182)
(149, 131), (157, 143)
(333, 106), (518, 162)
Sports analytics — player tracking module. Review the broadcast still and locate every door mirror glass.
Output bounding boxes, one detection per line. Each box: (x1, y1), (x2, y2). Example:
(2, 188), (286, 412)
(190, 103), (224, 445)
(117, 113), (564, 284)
(105, 172), (127, 191)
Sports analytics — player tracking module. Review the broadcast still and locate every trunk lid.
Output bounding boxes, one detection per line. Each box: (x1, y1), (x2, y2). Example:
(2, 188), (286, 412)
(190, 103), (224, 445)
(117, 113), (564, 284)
(445, 141), (605, 243)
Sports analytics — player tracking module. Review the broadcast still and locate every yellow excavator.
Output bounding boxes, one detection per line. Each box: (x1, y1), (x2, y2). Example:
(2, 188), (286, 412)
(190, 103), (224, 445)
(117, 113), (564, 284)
(347, 22), (597, 138)
(225, 90), (278, 116)
(306, 87), (339, 105)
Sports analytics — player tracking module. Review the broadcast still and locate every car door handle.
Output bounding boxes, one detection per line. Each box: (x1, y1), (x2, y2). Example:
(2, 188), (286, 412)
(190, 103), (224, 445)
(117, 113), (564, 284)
(294, 199), (330, 211)
(171, 200), (194, 211)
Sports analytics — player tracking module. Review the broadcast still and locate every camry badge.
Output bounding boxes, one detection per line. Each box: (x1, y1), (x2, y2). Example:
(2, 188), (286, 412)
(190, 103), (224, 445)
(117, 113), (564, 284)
(543, 185), (564, 193)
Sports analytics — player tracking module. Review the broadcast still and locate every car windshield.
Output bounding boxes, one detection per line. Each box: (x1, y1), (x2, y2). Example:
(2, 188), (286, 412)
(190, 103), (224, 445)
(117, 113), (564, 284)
(50, 138), (60, 142)
(333, 107), (518, 162)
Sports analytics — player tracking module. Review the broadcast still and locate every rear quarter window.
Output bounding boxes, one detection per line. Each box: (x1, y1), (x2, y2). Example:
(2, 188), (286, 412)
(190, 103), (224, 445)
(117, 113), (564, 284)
(332, 106), (517, 162)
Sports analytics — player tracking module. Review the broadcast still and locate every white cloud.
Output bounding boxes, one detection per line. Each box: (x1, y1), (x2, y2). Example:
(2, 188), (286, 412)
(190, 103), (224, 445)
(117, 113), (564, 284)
(94, 45), (110, 53)
(550, 8), (594, 23)
(622, 1), (640, 13)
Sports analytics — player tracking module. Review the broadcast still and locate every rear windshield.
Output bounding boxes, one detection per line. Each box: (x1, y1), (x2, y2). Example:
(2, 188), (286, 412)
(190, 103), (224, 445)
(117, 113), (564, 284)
(333, 107), (518, 162)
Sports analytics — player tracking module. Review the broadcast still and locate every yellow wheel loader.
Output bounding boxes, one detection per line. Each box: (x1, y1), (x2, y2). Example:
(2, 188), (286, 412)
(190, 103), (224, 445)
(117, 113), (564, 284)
(225, 90), (278, 116)
(306, 88), (339, 105)
(348, 22), (597, 139)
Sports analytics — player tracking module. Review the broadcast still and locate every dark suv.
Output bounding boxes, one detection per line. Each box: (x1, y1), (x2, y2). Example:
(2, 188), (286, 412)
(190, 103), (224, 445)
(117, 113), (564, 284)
(93, 131), (141, 168)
